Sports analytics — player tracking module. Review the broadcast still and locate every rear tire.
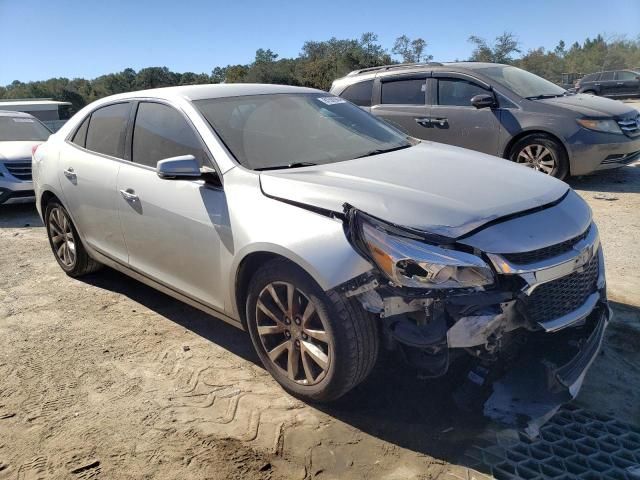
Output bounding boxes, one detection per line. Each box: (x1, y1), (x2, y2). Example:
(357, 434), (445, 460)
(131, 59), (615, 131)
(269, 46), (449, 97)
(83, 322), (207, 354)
(509, 133), (569, 180)
(246, 258), (378, 402)
(582, 90), (597, 96)
(45, 201), (102, 277)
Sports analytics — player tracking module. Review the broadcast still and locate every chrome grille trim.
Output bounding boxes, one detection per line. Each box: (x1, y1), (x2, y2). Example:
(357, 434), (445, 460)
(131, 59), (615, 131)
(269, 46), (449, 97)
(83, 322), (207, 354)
(4, 160), (33, 181)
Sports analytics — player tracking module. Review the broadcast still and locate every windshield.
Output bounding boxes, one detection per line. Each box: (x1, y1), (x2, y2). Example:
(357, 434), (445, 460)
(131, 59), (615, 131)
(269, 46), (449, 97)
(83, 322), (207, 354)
(475, 65), (567, 99)
(0, 116), (51, 141)
(194, 93), (412, 170)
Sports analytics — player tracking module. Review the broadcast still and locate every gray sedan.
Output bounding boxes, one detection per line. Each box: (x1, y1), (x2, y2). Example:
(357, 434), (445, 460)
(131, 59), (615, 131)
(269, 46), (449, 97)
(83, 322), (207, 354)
(33, 84), (609, 431)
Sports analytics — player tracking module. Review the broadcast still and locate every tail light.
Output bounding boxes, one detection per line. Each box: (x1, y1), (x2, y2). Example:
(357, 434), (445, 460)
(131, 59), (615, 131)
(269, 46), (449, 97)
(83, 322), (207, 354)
(31, 144), (41, 158)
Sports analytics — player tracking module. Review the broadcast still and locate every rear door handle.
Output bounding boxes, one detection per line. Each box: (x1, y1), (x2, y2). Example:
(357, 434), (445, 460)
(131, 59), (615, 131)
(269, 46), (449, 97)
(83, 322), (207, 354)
(63, 167), (76, 180)
(415, 117), (432, 127)
(432, 117), (449, 127)
(119, 188), (139, 202)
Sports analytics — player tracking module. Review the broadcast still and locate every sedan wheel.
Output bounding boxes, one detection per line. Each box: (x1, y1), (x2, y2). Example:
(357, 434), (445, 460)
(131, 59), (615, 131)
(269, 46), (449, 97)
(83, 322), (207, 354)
(48, 206), (77, 268)
(246, 259), (378, 402)
(515, 144), (557, 174)
(256, 281), (331, 385)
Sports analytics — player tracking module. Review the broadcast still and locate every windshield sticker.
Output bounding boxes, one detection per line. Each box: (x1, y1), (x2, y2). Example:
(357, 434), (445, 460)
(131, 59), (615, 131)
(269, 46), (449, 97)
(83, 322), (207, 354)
(317, 97), (346, 105)
(13, 118), (34, 123)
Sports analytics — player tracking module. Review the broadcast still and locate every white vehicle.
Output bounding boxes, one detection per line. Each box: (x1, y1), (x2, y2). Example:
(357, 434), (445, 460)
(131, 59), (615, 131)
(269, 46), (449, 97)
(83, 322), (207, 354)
(0, 99), (72, 132)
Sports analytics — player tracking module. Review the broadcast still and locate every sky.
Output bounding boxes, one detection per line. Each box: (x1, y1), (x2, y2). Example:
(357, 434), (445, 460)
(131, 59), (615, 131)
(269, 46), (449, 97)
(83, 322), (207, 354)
(1, 0), (639, 85)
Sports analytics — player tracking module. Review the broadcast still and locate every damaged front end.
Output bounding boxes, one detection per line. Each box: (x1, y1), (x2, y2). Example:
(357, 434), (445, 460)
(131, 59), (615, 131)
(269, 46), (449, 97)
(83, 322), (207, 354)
(337, 204), (610, 436)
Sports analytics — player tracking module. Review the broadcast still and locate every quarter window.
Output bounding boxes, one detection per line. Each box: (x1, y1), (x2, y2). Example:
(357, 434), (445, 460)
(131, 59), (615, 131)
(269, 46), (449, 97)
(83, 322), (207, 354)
(438, 78), (488, 106)
(132, 102), (206, 168)
(85, 102), (131, 158)
(380, 78), (426, 105)
(341, 80), (374, 107)
(71, 115), (90, 148)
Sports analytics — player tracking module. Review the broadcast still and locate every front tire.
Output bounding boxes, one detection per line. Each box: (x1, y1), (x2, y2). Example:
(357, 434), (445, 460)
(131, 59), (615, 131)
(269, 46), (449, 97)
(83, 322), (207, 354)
(45, 201), (102, 277)
(509, 133), (569, 180)
(246, 259), (378, 402)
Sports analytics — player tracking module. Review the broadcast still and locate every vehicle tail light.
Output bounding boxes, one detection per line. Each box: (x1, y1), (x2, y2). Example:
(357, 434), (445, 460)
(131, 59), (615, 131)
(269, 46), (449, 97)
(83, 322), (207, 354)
(32, 144), (40, 157)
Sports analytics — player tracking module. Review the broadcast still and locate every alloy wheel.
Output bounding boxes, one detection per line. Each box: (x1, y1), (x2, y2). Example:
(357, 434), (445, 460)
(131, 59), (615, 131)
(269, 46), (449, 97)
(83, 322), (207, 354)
(516, 144), (557, 174)
(255, 281), (331, 385)
(49, 207), (76, 268)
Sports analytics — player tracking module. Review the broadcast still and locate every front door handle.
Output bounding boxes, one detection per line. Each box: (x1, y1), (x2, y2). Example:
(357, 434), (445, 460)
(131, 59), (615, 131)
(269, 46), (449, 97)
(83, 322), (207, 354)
(63, 167), (76, 180)
(415, 117), (432, 127)
(119, 188), (139, 202)
(432, 117), (449, 127)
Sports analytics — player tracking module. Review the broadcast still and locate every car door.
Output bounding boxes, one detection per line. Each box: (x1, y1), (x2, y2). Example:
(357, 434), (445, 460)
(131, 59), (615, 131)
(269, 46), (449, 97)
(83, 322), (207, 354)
(58, 102), (131, 262)
(427, 74), (502, 155)
(116, 100), (228, 311)
(598, 71), (617, 96)
(370, 74), (430, 137)
(615, 70), (640, 97)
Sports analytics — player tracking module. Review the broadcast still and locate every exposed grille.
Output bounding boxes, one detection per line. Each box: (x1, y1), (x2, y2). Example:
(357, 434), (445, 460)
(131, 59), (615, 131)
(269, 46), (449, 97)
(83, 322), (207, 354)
(4, 161), (32, 181)
(617, 115), (640, 137)
(526, 254), (599, 325)
(602, 149), (640, 165)
(503, 226), (590, 265)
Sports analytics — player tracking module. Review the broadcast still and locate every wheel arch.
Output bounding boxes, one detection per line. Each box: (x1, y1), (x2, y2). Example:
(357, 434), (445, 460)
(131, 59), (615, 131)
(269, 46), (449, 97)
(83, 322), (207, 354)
(230, 243), (371, 327)
(502, 129), (571, 174)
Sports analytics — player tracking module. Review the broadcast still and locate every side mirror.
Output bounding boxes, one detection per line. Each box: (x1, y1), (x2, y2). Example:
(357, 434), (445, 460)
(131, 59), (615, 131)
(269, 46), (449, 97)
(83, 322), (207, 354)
(471, 93), (496, 109)
(157, 155), (201, 180)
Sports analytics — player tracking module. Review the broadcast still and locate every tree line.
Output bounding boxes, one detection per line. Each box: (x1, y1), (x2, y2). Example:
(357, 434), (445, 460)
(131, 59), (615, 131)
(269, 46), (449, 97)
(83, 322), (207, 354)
(2, 32), (639, 112)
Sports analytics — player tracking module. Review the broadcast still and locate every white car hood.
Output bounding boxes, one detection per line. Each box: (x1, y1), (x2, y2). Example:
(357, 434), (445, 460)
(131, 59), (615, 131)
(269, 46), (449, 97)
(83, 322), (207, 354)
(259, 142), (569, 238)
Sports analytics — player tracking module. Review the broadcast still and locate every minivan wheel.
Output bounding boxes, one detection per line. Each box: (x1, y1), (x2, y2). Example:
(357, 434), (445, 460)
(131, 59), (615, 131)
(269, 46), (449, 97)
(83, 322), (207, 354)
(583, 90), (597, 96)
(45, 201), (102, 277)
(246, 259), (378, 402)
(509, 134), (569, 179)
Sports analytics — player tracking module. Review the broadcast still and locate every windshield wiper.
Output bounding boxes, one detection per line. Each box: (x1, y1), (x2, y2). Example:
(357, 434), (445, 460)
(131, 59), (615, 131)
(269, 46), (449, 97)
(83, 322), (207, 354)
(354, 144), (412, 159)
(254, 162), (318, 171)
(525, 93), (566, 100)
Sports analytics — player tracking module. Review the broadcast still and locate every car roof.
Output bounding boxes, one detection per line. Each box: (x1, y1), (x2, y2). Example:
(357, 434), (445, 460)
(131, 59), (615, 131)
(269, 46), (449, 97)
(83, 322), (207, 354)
(104, 84), (324, 102)
(343, 61), (507, 79)
(0, 110), (37, 118)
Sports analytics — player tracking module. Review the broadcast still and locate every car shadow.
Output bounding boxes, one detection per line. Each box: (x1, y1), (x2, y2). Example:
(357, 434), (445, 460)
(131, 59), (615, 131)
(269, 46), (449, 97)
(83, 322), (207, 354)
(0, 203), (43, 228)
(568, 163), (640, 194)
(79, 267), (490, 467)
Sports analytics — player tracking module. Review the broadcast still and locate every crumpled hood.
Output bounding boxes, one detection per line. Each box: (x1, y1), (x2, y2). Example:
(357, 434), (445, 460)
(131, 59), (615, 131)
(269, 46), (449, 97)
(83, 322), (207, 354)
(537, 94), (637, 118)
(259, 142), (569, 238)
(0, 141), (42, 161)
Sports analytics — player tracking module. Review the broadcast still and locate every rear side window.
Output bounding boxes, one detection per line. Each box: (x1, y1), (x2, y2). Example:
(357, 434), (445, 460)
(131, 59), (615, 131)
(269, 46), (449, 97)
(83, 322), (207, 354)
(71, 115), (90, 147)
(617, 71), (638, 80)
(85, 103), (131, 158)
(600, 71), (614, 81)
(438, 78), (489, 106)
(380, 78), (426, 105)
(582, 73), (598, 82)
(341, 80), (374, 106)
(132, 102), (206, 168)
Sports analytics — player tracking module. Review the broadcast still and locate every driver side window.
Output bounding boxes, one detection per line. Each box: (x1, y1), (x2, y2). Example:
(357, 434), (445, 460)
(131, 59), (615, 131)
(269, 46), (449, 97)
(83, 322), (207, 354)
(132, 102), (207, 168)
(437, 78), (489, 107)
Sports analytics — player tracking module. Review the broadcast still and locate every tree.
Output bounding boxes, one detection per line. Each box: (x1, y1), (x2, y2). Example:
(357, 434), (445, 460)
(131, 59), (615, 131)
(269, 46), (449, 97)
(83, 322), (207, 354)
(468, 32), (521, 63)
(392, 35), (431, 63)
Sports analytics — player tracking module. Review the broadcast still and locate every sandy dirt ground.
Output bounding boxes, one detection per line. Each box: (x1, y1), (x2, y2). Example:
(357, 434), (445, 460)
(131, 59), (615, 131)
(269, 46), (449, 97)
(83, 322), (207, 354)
(0, 162), (639, 479)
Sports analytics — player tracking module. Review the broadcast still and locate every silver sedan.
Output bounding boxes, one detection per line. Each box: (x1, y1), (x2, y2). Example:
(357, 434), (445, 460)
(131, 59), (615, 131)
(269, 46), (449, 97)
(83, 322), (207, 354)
(33, 85), (609, 431)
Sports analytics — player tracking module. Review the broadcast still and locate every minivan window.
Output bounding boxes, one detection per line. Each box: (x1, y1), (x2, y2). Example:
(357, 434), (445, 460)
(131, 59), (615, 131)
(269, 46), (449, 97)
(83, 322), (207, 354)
(132, 102), (206, 168)
(0, 116), (51, 141)
(475, 65), (566, 99)
(341, 80), (374, 106)
(617, 70), (639, 80)
(71, 115), (90, 148)
(195, 93), (412, 170)
(85, 102), (131, 158)
(600, 71), (614, 81)
(438, 78), (488, 106)
(380, 78), (426, 105)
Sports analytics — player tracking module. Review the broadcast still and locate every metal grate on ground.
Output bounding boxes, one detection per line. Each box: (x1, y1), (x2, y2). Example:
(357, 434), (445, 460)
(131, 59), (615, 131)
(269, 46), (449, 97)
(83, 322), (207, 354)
(463, 405), (640, 480)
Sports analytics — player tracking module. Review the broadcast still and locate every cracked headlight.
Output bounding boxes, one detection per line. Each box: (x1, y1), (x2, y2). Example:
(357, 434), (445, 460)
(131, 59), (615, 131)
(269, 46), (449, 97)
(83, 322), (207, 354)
(349, 211), (494, 289)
